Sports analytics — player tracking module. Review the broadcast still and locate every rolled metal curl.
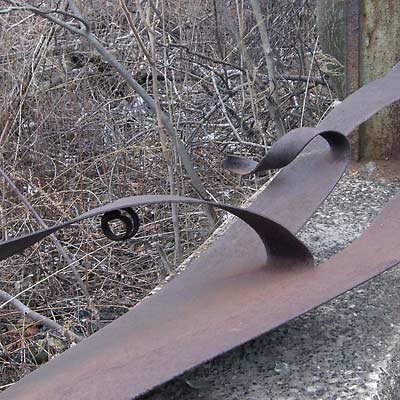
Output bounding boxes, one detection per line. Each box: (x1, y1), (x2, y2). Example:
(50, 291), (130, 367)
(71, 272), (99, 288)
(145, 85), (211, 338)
(0, 195), (313, 269)
(0, 126), (351, 271)
(101, 208), (140, 242)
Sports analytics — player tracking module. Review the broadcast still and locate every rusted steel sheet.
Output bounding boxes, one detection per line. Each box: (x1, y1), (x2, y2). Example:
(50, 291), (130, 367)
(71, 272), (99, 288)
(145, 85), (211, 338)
(1, 63), (400, 400)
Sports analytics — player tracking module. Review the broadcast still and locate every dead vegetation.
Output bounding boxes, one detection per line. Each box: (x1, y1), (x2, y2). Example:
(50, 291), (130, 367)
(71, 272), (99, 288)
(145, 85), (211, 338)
(0, 0), (339, 390)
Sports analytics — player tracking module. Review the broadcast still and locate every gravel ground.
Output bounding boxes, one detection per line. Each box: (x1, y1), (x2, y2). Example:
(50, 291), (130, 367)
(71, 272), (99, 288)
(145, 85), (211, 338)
(140, 164), (400, 400)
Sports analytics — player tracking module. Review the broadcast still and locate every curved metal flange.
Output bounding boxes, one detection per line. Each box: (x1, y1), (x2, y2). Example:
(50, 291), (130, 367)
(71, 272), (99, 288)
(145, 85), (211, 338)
(0, 195), (313, 268)
(1, 125), (354, 268)
(223, 128), (349, 175)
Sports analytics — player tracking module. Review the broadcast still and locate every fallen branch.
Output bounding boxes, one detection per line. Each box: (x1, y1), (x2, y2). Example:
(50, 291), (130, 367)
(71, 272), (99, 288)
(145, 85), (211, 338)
(0, 289), (83, 343)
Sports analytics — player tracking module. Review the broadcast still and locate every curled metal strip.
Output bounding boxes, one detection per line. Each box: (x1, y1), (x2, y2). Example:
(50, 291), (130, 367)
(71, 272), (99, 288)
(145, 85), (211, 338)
(0, 127), (351, 268)
(101, 208), (140, 241)
(0, 195), (313, 268)
(223, 128), (350, 175)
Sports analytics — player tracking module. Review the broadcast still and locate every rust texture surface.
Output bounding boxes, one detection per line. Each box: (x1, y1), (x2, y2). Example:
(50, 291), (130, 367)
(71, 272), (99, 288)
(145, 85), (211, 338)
(344, 0), (360, 159)
(1, 63), (400, 400)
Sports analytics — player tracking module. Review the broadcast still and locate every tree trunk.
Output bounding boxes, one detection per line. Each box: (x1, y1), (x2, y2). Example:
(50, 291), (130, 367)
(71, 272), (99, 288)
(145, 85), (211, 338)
(358, 0), (400, 160)
(315, 0), (345, 99)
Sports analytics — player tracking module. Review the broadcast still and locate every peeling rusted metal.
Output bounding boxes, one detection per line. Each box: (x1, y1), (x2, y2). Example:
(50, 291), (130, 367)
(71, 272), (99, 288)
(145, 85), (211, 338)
(1, 63), (400, 400)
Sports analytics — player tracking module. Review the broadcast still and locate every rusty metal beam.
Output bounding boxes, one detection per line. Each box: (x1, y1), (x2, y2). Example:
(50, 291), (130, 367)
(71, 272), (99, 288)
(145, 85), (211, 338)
(1, 63), (400, 400)
(345, 0), (360, 96)
(344, 0), (360, 160)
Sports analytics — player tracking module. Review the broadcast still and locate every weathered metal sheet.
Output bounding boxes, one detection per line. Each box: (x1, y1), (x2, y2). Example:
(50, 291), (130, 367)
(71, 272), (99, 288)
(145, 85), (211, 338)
(0, 63), (400, 400)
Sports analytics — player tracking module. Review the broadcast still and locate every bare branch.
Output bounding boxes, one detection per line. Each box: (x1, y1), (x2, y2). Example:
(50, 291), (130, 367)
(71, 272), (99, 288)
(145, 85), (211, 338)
(212, 75), (265, 150)
(1, 0), (88, 34)
(119, 0), (153, 64)
(0, 289), (83, 343)
(250, 0), (286, 138)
